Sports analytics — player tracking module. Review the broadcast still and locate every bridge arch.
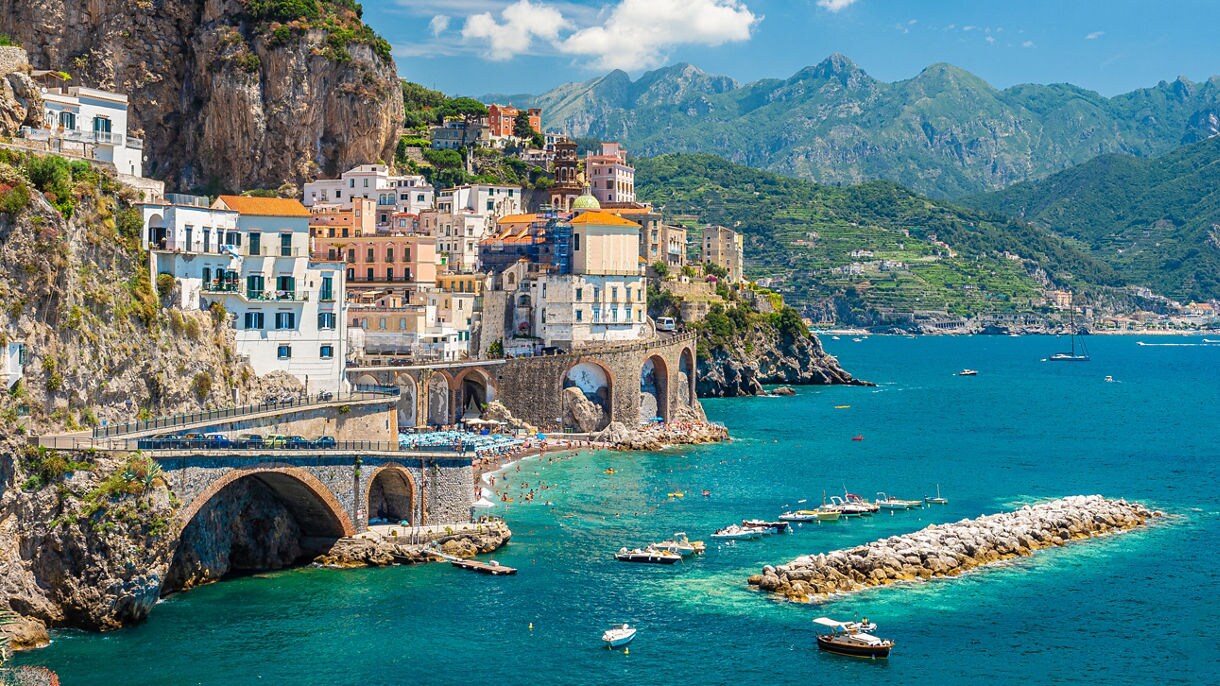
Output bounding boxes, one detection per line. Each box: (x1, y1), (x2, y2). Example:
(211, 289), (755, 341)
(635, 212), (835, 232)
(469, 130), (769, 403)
(178, 465), (355, 538)
(454, 367), (497, 421)
(562, 358), (614, 430)
(354, 373), (380, 389)
(679, 346), (696, 406)
(426, 371), (453, 425)
(395, 372), (419, 428)
(365, 463), (418, 525)
(639, 355), (670, 423)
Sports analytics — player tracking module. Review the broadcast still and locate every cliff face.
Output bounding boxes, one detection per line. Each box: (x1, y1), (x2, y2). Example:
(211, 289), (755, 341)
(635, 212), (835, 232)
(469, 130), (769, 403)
(696, 322), (865, 397)
(0, 0), (402, 191)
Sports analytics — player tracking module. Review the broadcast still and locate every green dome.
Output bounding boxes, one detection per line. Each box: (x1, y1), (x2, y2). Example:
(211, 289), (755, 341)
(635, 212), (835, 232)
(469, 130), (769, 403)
(572, 189), (600, 210)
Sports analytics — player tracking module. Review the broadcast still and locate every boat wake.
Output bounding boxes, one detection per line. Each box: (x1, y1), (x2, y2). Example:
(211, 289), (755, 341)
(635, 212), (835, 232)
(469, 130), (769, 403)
(1136, 341), (1220, 347)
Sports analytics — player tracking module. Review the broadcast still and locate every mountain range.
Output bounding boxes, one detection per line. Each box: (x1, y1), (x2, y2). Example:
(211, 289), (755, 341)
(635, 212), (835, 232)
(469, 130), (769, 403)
(483, 54), (1220, 199)
(965, 136), (1220, 302)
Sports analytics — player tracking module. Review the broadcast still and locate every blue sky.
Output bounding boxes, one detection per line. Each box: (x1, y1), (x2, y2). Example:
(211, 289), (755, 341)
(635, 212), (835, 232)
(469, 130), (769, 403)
(363, 0), (1220, 97)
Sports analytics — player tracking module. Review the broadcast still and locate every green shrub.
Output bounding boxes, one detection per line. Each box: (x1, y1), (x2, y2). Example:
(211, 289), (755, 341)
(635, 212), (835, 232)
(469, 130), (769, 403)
(247, 0), (320, 22)
(24, 155), (75, 217)
(0, 183), (30, 215)
(183, 316), (202, 340)
(235, 52), (261, 74)
(155, 273), (175, 299)
(191, 372), (212, 399)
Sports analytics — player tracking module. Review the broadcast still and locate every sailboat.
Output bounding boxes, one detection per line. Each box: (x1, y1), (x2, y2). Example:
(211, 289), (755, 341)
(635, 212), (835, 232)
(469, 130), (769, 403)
(1048, 296), (1090, 362)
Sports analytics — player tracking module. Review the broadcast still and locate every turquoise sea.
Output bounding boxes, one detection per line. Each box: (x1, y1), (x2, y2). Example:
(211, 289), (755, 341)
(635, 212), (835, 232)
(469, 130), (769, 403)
(15, 335), (1220, 685)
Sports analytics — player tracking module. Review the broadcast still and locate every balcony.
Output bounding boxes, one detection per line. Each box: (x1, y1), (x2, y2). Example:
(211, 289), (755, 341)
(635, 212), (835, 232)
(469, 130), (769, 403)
(241, 245), (304, 258)
(19, 126), (125, 147)
(201, 282), (309, 302)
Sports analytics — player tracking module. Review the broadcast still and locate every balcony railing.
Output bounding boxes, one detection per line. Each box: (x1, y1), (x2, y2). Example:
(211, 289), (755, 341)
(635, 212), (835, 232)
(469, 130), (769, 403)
(201, 282), (309, 302)
(19, 126), (126, 146)
(127, 137), (144, 150)
(242, 246), (304, 257)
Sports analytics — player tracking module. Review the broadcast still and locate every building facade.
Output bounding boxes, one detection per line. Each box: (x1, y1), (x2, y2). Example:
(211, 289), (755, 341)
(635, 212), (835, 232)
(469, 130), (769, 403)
(302, 164), (434, 227)
(585, 142), (635, 205)
(308, 198), (376, 239)
(25, 85), (144, 177)
(701, 225), (744, 283)
(141, 194), (347, 392)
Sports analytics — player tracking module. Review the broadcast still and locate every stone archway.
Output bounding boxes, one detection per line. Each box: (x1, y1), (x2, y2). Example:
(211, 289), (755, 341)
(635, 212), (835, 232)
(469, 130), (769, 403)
(639, 355), (670, 423)
(396, 373), (418, 428)
(455, 368), (496, 422)
(426, 372), (452, 426)
(354, 373), (379, 389)
(166, 466), (355, 595)
(562, 359), (613, 431)
(678, 346), (696, 406)
(365, 464), (417, 525)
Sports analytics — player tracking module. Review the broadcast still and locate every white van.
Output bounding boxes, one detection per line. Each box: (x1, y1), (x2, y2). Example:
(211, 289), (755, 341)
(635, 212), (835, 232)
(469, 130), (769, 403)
(656, 317), (677, 332)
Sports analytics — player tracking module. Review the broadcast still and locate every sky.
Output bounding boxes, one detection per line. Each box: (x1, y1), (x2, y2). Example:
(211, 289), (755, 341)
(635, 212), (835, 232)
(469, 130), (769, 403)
(362, 0), (1220, 98)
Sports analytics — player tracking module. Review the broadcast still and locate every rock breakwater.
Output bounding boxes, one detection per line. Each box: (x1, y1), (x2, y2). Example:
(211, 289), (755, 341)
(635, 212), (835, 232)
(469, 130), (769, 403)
(748, 496), (1158, 603)
(314, 521), (512, 568)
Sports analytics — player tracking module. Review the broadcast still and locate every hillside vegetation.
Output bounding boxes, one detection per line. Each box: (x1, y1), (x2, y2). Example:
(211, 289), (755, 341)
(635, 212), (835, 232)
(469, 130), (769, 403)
(635, 154), (1122, 320)
(963, 136), (1220, 301)
(486, 54), (1220, 198)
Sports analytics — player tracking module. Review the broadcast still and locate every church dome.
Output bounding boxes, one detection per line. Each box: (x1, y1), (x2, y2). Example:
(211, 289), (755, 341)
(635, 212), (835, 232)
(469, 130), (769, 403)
(572, 187), (600, 210)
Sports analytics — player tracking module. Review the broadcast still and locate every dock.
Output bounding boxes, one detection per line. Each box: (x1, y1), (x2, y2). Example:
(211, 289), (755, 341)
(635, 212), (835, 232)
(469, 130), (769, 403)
(449, 558), (517, 575)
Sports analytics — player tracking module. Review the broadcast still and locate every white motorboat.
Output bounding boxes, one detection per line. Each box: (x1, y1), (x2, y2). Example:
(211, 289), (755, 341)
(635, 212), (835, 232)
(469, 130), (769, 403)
(711, 525), (763, 540)
(813, 617), (893, 659)
(875, 492), (921, 510)
(602, 624), (637, 648)
(828, 495), (872, 517)
(778, 510), (820, 522)
(615, 546), (681, 564)
(652, 532), (705, 556)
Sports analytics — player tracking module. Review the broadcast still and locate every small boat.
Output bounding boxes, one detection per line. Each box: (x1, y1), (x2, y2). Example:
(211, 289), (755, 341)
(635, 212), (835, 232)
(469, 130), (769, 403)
(1104, 375), (1114, 383)
(602, 624), (636, 648)
(956, 369), (978, 376)
(875, 492), (920, 510)
(604, 468), (616, 474)
(816, 616), (877, 633)
(1048, 297), (1091, 362)
(449, 558), (518, 575)
(924, 484), (948, 505)
(843, 493), (880, 514)
(742, 519), (789, 533)
(832, 336), (841, 340)
(851, 435), (864, 442)
(667, 491), (685, 498)
(701, 489), (711, 497)
(828, 495), (873, 517)
(778, 509), (820, 522)
(813, 617), (893, 659)
(615, 546), (682, 564)
(834, 405), (851, 409)
(711, 525), (763, 540)
(652, 532), (705, 556)
(852, 337), (863, 342)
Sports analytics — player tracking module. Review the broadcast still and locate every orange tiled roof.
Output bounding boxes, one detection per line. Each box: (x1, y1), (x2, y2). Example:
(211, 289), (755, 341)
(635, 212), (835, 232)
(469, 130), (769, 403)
(215, 195), (311, 217)
(569, 211), (640, 228)
(497, 213), (537, 225)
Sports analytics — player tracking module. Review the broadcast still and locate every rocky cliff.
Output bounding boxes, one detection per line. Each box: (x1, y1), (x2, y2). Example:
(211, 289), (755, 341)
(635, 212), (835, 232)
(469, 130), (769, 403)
(696, 319), (865, 397)
(0, 0), (402, 191)
(0, 153), (304, 647)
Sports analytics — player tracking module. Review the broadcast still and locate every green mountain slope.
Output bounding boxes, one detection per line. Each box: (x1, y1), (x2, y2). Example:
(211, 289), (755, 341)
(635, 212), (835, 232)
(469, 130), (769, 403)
(483, 55), (1220, 199)
(635, 154), (1122, 321)
(963, 136), (1220, 301)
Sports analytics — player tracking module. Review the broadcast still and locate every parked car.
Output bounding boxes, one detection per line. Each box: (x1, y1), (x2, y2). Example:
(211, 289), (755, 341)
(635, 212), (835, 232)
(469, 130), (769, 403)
(656, 316), (677, 332)
(284, 435), (312, 449)
(317, 390), (334, 402)
(237, 434), (265, 448)
(203, 433), (234, 449)
(180, 433), (209, 449)
(264, 434), (288, 448)
(313, 436), (337, 449)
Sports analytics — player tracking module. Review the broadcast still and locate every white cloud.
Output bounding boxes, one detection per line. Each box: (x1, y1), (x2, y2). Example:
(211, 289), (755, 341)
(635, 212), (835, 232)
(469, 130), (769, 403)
(985, 35), (995, 44)
(816, 0), (858, 11)
(908, 19), (917, 25)
(962, 25), (977, 32)
(1085, 30), (1104, 40)
(429, 15), (451, 37)
(461, 0), (568, 60)
(1022, 40), (1035, 48)
(557, 0), (760, 71)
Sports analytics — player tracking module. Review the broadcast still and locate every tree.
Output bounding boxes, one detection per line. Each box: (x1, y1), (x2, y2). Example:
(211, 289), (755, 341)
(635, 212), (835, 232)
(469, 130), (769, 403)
(512, 112), (535, 142)
(440, 98), (488, 148)
(651, 261), (670, 279)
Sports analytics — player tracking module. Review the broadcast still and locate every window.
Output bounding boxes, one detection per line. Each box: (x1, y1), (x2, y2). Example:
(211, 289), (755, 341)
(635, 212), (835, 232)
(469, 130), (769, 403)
(248, 232), (261, 255)
(573, 233), (581, 251)
(347, 248), (355, 263)
(184, 227), (193, 250)
(276, 275), (295, 293)
(275, 312), (296, 329)
(59, 111), (75, 129)
(363, 178), (369, 187)
(93, 116), (111, 135)
(386, 267), (394, 281)
(243, 312), (265, 329)
(575, 288), (582, 301)
(378, 317), (387, 330)
(386, 247), (394, 262)
(320, 276), (333, 301)
(403, 247), (411, 262)
(202, 267), (212, 286)
(277, 344), (292, 359)
(486, 200), (495, 211)
(280, 233), (293, 257)
(246, 274), (264, 298)
(318, 312), (335, 329)
(366, 247), (375, 262)
(366, 267), (374, 281)
(202, 229), (211, 253)
(327, 248), (337, 261)
(399, 318), (407, 330)
(349, 179), (355, 188)
(320, 345), (334, 359)
(575, 309), (583, 322)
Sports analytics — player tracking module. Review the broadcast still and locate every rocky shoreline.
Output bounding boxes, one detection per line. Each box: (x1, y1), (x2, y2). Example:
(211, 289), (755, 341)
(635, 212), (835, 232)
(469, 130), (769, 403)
(315, 520), (512, 568)
(748, 495), (1159, 603)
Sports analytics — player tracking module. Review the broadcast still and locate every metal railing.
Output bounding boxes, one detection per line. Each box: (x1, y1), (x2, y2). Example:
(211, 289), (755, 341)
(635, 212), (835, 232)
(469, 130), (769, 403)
(242, 246), (304, 258)
(91, 388), (399, 438)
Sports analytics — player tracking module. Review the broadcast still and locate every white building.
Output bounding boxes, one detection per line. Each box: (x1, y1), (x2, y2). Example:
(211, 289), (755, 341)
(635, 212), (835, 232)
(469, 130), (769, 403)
(141, 194), (347, 393)
(438, 184), (523, 218)
(4, 341), (26, 390)
(25, 85), (144, 177)
(302, 164), (435, 227)
(425, 184), (524, 273)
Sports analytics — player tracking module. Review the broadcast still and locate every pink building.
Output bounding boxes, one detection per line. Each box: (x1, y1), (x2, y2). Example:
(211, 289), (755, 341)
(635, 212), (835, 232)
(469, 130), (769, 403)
(585, 142), (635, 204)
(312, 233), (438, 290)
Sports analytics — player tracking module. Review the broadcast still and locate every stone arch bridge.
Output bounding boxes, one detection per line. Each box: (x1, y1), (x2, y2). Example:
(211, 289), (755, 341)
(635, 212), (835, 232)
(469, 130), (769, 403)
(347, 333), (699, 431)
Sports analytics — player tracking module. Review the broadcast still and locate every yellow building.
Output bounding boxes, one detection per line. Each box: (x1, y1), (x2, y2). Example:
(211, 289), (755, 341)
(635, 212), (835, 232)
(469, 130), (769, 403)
(570, 210), (642, 276)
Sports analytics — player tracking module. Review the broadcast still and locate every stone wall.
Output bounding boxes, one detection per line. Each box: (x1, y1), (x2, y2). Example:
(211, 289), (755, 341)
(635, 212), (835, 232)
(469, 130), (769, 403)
(0, 46), (28, 75)
(475, 290), (510, 358)
(147, 400), (398, 443)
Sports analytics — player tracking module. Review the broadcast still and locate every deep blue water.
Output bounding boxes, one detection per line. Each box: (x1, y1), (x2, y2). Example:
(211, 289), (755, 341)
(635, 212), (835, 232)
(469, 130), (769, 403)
(16, 335), (1220, 685)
